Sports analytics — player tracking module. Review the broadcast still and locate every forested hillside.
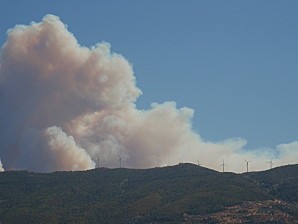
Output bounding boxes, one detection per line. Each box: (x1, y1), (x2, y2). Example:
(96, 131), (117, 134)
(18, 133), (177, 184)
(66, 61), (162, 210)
(0, 163), (297, 223)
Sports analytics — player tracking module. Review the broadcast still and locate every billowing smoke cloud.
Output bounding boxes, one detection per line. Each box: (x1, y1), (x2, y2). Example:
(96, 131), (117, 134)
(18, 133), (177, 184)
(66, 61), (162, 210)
(0, 15), (296, 172)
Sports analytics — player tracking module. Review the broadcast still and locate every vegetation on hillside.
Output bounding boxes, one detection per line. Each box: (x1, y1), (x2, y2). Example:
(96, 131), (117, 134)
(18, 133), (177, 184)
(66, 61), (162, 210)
(0, 163), (297, 223)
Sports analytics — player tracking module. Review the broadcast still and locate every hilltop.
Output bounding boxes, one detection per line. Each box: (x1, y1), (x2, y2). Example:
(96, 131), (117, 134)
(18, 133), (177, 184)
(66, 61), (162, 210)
(0, 163), (297, 223)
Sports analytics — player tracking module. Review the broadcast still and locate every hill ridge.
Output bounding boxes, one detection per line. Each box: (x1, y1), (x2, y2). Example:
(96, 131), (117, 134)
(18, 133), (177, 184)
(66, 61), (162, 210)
(0, 163), (297, 223)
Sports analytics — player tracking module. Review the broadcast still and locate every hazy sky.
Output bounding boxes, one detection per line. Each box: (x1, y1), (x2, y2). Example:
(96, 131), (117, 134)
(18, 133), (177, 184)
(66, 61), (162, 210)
(0, 1), (297, 170)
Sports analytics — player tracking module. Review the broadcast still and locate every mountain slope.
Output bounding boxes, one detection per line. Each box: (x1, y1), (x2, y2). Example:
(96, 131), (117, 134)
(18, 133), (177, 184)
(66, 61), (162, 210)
(0, 163), (297, 223)
(244, 164), (298, 202)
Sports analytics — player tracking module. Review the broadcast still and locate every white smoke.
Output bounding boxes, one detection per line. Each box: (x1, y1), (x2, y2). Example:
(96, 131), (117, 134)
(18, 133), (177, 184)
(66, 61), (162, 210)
(0, 15), (296, 172)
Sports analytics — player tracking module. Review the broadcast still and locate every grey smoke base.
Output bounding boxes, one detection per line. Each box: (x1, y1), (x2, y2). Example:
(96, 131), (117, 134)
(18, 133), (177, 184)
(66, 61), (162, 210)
(0, 15), (296, 172)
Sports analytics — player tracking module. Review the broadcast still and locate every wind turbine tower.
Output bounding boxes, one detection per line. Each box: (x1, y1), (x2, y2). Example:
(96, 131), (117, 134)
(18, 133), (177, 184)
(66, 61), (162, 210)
(197, 160), (203, 166)
(267, 159), (273, 169)
(245, 160), (251, 173)
(220, 160), (227, 172)
(119, 157), (122, 168)
(96, 157), (100, 169)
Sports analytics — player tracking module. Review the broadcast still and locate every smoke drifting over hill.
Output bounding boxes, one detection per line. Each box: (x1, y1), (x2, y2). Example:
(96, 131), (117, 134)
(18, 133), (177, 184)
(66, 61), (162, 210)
(0, 15), (296, 172)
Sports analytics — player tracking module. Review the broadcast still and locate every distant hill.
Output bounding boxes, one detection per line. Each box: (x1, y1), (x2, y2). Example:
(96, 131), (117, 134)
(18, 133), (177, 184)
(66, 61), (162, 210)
(0, 163), (297, 223)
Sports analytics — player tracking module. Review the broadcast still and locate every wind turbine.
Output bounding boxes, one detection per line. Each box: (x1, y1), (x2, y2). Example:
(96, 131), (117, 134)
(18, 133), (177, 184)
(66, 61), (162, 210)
(119, 157), (122, 168)
(220, 160), (227, 172)
(96, 157), (100, 169)
(245, 160), (251, 173)
(267, 159), (273, 169)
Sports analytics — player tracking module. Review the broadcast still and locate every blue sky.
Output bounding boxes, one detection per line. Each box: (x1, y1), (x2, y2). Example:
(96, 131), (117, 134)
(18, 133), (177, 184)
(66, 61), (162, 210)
(0, 1), (297, 150)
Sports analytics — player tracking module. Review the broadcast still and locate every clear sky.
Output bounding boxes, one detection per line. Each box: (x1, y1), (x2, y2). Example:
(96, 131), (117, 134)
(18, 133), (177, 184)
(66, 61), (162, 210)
(0, 0), (297, 151)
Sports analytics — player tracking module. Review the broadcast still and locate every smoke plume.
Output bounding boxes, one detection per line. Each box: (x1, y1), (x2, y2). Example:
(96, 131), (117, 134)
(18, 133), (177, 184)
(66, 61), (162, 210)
(0, 15), (296, 172)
